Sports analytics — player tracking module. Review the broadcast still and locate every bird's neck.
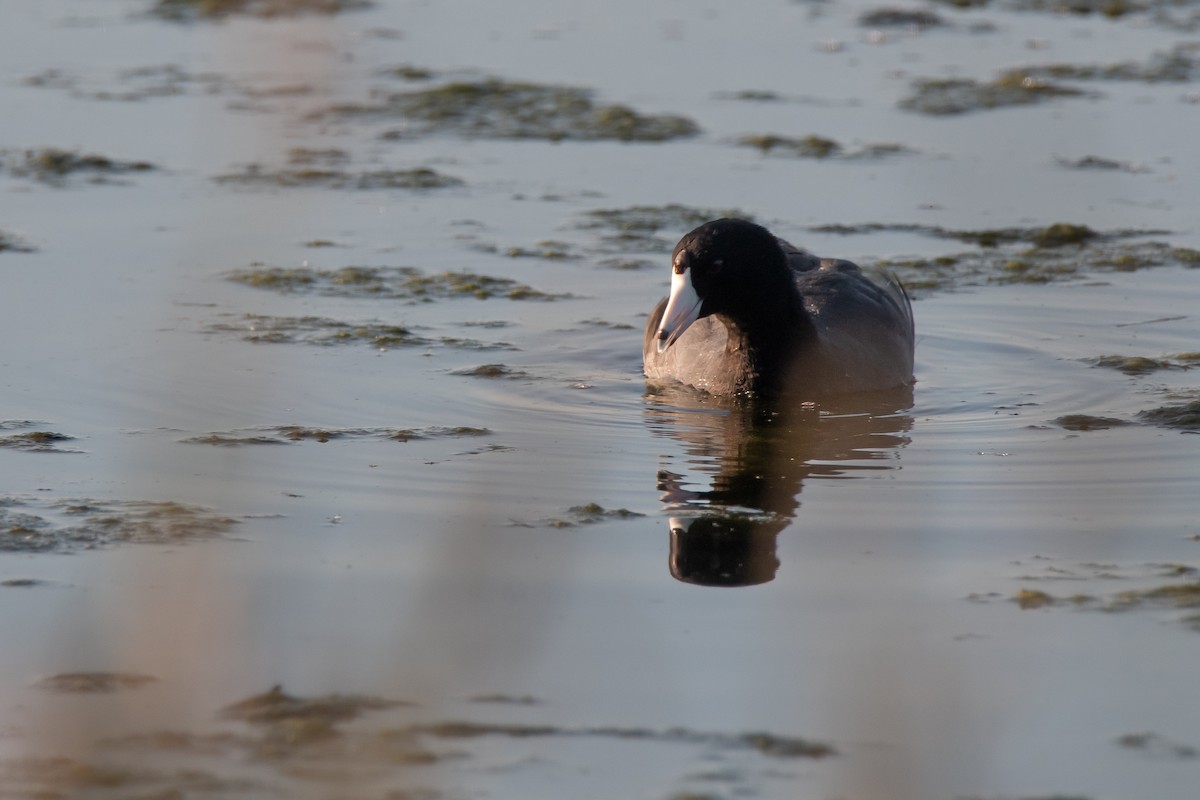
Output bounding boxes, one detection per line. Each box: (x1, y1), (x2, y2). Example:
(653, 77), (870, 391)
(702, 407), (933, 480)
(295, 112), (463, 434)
(719, 291), (817, 395)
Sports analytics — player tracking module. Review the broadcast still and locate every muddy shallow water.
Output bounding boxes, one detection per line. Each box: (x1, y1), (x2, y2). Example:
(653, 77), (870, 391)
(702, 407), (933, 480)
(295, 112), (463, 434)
(3, 1), (1200, 798)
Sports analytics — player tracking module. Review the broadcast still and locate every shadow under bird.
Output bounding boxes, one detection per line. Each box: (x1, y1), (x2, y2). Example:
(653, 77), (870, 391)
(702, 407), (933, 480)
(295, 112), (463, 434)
(643, 218), (915, 398)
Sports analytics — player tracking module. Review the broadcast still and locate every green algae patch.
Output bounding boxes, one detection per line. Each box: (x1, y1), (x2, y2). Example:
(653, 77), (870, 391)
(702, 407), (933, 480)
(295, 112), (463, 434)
(0, 431), (81, 453)
(854, 238), (1194, 297)
(1115, 732), (1199, 759)
(23, 685), (838, 796)
(1013, 588), (1059, 609)
(182, 425), (491, 446)
(414, 720), (835, 758)
(532, 502), (647, 529)
(1, 497), (238, 553)
(221, 685), (406, 725)
(151, 0), (373, 20)
(900, 73), (1087, 115)
(1053, 414), (1132, 431)
(1111, 582), (1200, 610)
(378, 64), (436, 82)
(737, 134), (912, 160)
(452, 364), (536, 380)
(0, 757), (261, 798)
(568, 502), (646, 522)
(905, 45), (1200, 115)
(579, 204), (751, 252)
(859, 7), (946, 26)
(469, 693), (542, 705)
(37, 672), (158, 693)
(1056, 155), (1148, 172)
(738, 134), (841, 158)
(2, 148), (156, 185)
(809, 221), (1127, 248)
(226, 264), (566, 301)
(1017, 43), (1200, 84)
(215, 164), (461, 190)
(1030, 223), (1097, 247)
(504, 240), (580, 260)
(1090, 353), (1200, 375)
(713, 89), (786, 102)
(930, 0), (1158, 18)
(1138, 400), (1200, 431)
(0, 230), (35, 253)
(205, 313), (430, 347)
(316, 78), (700, 142)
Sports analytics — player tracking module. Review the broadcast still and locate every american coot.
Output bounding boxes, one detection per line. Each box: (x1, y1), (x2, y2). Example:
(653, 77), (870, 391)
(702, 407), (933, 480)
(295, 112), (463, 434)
(643, 219), (915, 398)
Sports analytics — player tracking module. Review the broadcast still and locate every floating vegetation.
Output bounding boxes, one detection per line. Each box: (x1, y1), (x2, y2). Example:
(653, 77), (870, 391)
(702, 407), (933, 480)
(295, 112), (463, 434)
(52, 685), (836, 798)
(1017, 44), (1200, 84)
(806, 221), (1142, 248)
(1137, 400), (1200, 431)
(414, 720), (835, 759)
(315, 78), (701, 142)
(150, 0), (374, 21)
(928, 0), (1150, 17)
(1052, 414), (1132, 431)
(451, 364), (536, 380)
(904, 45), (1200, 115)
(1111, 582), (1200, 610)
(1056, 155), (1149, 173)
(858, 8), (946, 27)
(1, 578), (48, 588)
(869, 241), (1199, 296)
(1, 148), (156, 184)
(504, 240), (580, 260)
(181, 425), (490, 446)
(0, 230), (34, 253)
(578, 204), (751, 252)
(1090, 353), (1200, 375)
(807, 226), (1195, 296)
(0, 497), (238, 553)
(0, 757), (266, 799)
(999, 564), (1200, 630)
(1115, 732), (1199, 759)
(531, 502), (647, 529)
(225, 264), (566, 301)
(377, 64), (436, 81)
(221, 685), (407, 725)
(204, 313), (430, 347)
(900, 73), (1087, 115)
(598, 256), (656, 270)
(713, 89), (786, 102)
(568, 502), (646, 522)
(283, 146), (349, 165)
(736, 133), (912, 159)
(21, 64), (253, 103)
(739, 134), (842, 158)
(37, 672), (158, 694)
(215, 164), (462, 190)
(469, 694), (542, 705)
(0, 431), (81, 453)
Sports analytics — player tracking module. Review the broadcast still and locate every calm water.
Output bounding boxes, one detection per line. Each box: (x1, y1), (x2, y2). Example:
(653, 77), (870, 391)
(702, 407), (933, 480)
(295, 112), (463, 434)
(2, 1), (1200, 798)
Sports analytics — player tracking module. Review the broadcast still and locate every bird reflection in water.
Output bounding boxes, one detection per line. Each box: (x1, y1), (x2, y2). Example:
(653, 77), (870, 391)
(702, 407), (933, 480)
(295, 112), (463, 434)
(645, 384), (914, 587)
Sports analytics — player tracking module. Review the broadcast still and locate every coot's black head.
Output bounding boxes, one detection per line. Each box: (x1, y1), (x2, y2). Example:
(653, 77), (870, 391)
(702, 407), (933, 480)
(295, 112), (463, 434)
(655, 218), (791, 353)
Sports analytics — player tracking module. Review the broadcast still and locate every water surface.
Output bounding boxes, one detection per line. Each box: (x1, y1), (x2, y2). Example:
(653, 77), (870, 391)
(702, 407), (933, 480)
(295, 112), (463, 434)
(2, 1), (1200, 798)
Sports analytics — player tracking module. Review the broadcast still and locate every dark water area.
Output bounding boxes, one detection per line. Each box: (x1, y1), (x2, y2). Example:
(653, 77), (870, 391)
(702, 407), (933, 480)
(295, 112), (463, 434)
(2, 1), (1200, 798)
